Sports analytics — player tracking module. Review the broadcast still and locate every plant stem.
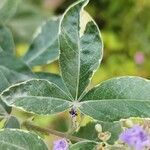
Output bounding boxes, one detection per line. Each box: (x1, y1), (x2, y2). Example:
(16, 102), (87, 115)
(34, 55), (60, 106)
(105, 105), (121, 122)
(23, 121), (86, 142)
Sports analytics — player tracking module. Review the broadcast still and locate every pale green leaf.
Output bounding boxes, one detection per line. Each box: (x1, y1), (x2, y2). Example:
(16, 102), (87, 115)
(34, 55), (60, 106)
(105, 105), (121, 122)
(59, 0), (103, 99)
(70, 141), (97, 150)
(23, 17), (60, 67)
(4, 116), (20, 129)
(80, 76), (150, 122)
(73, 122), (98, 142)
(0, 0), (20, 23)
(0, 51), (31, 74)
(0, 25), (15, 54)
(35, 72), (71, 97)
(73, 121), (122, 144)
(0, 51), (32, 93)
(0, 129), (48, 150)
(8, 5), (43, 43)
(0, 66), (31, 93)
(0, 98), (11, 118)
(1, 79), (72, 115)
(100, 121), (122, 144)
(0, 46), (3, 52)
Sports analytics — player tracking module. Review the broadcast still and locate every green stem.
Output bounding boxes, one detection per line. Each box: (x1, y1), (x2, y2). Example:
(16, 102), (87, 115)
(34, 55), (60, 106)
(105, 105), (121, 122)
(23, 121), (86, 142)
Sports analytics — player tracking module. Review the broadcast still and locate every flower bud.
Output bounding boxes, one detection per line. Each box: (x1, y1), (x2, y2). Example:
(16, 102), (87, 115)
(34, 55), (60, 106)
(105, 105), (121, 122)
(95, 124), (102, 133)
(125, 119), (133, 128)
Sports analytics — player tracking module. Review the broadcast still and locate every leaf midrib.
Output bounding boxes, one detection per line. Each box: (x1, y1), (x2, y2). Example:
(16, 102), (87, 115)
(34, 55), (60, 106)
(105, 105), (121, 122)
(2, 95), (71, 101)
(75, 10), (81, 101)
(80, 99), (150, 103)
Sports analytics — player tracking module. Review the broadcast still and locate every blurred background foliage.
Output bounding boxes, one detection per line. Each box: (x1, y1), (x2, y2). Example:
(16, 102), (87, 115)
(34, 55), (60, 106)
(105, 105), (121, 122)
(5, 0), (150, 86)
(2, 0), (150, 148)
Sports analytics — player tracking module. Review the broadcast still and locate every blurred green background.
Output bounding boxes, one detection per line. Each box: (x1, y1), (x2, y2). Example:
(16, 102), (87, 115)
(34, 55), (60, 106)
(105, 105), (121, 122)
(3, 0), (150, 148)
(6, 0), (150, 87)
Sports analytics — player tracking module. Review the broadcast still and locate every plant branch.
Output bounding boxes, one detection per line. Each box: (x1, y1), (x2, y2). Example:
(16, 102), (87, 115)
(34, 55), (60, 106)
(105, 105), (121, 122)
(23, 121), (86, 142)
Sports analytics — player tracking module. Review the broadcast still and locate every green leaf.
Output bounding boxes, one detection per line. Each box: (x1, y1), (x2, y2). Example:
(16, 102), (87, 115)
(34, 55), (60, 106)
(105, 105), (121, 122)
(0, 66), (31, 93)
(73, 121), (121, 144)
(73, 122), (98, 142)
(0, 46), (3, 52)
(35, 72), (71, 96)
(0, 25), (15, 54)
(80, 76), (150, 122)
(0, 129), (48, 150)
(0, 51), (31, 74)
(0, 98), (11, 118)
(8, 3), (44, 43)
(100, 121), (122, 144)
(70, 141), (97, 150)
(59, 0), (103, 99)
(4, 116), (20, 129)
(0, 0), (20, 23)
(1, 79), (72, 115)
(0, 51), (32, 93)
(23, 17), (60, 67)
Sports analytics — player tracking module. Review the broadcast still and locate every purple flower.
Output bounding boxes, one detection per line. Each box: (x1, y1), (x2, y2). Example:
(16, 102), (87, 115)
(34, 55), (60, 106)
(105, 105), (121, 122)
(119, 125), (150, 150)
(53, 138), (69, 150)
(134, 51), (145, 65)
